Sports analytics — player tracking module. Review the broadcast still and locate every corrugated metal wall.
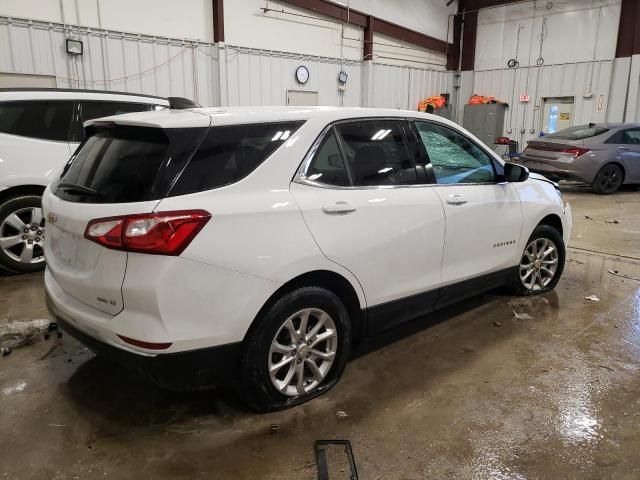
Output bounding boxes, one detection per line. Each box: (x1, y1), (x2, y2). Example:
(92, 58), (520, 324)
(0, 15), (452, 112)
(371, 63), (452, 111)
(473, 60), (614, 146)
(222, 45), (362, 107)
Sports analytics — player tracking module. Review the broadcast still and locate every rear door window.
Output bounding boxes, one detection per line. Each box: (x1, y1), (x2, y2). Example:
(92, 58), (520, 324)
(0, 100), (74, 141)
(53, 126), (207, 203)
(169, 121), (304, 196)
(70, 101), (155, 142)
(304, 130), (351, 186)
(333, 120), (417, 186)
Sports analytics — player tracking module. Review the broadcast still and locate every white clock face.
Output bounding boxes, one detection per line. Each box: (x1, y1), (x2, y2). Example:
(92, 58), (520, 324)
(295, 66), (309, 84)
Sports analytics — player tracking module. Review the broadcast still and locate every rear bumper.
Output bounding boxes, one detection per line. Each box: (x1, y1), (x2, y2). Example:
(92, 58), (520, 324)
(46, 291), (241, 390)
(519, 157), (592, 183)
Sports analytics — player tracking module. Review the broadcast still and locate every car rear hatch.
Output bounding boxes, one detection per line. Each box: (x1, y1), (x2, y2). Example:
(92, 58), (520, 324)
(523, 138), (585, 161)
(44, 118), (209, 315)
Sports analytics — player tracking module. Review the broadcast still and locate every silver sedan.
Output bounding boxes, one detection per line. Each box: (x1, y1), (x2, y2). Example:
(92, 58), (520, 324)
(519, 123), (640, 194)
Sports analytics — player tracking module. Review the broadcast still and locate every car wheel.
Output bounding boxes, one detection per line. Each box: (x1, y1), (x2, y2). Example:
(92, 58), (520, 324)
(510, 225), (565, 295)
(0, 195), (46, 274)
(238, 286), (351, 412)
(592, 163), (623, 194)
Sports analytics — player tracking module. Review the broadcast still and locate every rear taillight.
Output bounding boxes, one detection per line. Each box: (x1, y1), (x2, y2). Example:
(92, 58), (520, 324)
(85, 210), (211, 255)
(560, 147), (589, 158)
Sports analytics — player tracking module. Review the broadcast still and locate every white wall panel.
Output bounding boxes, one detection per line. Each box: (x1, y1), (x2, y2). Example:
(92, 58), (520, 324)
(223, 45), (362, 107)
(476, 0), (621, 71)
(473, 60), (613, 146)
(371, 63), (452, 110)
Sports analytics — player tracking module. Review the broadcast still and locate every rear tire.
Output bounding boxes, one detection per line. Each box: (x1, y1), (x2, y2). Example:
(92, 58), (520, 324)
(237, 286), (351, 412)
(592, 163), (623, 194)
(509, 225), (565, 295)
(0, 195), (46, 274)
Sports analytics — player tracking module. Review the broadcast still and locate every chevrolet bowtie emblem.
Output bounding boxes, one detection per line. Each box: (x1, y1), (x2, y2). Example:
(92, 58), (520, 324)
(46, 212), (58, 224)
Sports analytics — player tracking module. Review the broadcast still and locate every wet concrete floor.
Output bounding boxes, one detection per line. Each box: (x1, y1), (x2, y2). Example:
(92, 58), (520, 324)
(1, 187), (640, 479)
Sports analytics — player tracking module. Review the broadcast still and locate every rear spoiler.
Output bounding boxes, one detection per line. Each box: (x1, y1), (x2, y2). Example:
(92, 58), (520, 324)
(168, 97), (200, 109)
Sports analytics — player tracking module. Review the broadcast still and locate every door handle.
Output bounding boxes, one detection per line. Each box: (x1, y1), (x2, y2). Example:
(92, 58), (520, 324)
(446, 194), (467, 205)
(617, 146), (631, 151)
(322, 202), (357, 215)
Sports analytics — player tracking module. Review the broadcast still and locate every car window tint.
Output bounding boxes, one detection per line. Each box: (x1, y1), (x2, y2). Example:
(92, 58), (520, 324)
(620, 129), (640, 145)
(305, 130), (350, 186)
(170, 121), (304, 196)
(334, 120), (417, 186)
(0, 100), (73, 141)
(70, 101), (154, 142)
(415, 122), (495, 184)
(54, 126), (206, 203)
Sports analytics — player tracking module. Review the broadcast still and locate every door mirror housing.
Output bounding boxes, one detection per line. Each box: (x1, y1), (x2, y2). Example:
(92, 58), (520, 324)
(504, 162), (529, 182)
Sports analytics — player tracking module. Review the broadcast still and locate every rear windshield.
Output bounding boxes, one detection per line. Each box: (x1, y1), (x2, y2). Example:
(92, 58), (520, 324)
(53, 125), (206, 203)
(545, 125), (609, 140)
(53, 120), (304, 203)
(168, 121), (304, 196)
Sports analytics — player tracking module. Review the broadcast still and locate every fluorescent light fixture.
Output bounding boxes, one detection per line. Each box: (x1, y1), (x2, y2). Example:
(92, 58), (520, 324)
(280, 130), (291, 140)
(378, 167), (393, 174)
(66, 38), (83, 56)
(272, 131), (283, 141)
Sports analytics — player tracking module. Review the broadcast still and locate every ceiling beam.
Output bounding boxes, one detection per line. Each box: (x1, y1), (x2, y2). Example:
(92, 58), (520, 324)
(280, 0), (451, 56)
(212, 0), (225, 43)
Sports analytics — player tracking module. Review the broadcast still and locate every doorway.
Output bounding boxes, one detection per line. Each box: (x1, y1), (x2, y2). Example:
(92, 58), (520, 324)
(287, 90), (318, 106)
(541, 97), (574, 134)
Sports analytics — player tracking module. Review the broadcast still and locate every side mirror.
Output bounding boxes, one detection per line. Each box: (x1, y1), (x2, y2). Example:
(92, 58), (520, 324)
(504, 162), (529, 182)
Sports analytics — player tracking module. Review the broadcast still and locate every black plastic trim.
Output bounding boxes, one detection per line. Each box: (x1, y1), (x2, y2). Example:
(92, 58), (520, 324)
(0, 87), (167, 100)
(364, 267), (515, 335)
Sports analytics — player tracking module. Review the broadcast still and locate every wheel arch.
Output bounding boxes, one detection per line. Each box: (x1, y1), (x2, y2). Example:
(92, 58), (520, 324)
(537, 213), (563, 237)
(0, 185), (46, 206)
(245, 270), (365, 343)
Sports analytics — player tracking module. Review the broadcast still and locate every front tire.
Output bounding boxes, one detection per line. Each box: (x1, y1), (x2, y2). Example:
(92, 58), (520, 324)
(237, 286), (351, 412)
(0, 195), (46, 274)
(592, 163), (623, 194)
(510, 225), (565, 295)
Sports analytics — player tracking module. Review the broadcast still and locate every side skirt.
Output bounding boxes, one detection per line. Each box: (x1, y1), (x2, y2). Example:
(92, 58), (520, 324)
(364, 267), (516, 336)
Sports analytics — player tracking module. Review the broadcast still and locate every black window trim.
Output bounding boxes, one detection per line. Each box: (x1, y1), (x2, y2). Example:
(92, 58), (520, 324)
(0, 99), (76, 143)
(295, 117), (426, 190)
(408, 117), (505, 187)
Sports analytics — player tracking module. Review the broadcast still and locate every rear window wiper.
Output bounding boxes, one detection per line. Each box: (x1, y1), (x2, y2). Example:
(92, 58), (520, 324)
(57, 182), (101, 197)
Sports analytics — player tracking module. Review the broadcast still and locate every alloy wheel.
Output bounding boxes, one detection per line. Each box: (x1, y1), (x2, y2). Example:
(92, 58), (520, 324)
(596, 165), (622, 193)
(519, 237), (559, 291)
(268, 308), (338, 397)
(0, 207), (46, 265)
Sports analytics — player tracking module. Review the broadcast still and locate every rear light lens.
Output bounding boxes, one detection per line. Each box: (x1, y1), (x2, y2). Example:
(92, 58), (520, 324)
(560, 147), (589, 158)
(85, 209), (211, 255)
(117, 334), (172, 350)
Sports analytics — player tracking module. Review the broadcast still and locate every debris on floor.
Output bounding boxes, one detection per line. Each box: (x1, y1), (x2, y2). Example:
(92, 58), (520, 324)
(1, 380), (27, 397)
(0, 319), (51, 350)
(584, 295), (600, 302)
(513, 310), (534, 320)
(269, 424), (278, 435)
(492, 321), (502, 327)
(604, 219), (620, 224)
(568, 258), (585, 265)
(608, 269), (640, 282)
(336, 411), (348, 418)
(585, 215), (592, 220)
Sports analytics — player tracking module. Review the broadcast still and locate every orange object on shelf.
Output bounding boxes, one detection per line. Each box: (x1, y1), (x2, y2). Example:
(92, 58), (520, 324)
(468, 94), (498, 104)
(417, 95), (447, 112)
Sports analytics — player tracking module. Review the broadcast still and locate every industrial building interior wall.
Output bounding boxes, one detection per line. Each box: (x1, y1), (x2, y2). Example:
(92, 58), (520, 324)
(470, 0), (622, 147)
(0, 0), (214, 42)
(0, 0), (453, 110)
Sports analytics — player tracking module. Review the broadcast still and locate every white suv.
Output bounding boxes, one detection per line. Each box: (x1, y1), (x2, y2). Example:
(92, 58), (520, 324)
(43, 107), (572, 411)
(0, 89), (170, 273)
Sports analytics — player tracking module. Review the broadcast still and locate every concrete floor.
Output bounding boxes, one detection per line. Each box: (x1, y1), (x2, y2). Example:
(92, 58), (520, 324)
(1, 187), (640, 479)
